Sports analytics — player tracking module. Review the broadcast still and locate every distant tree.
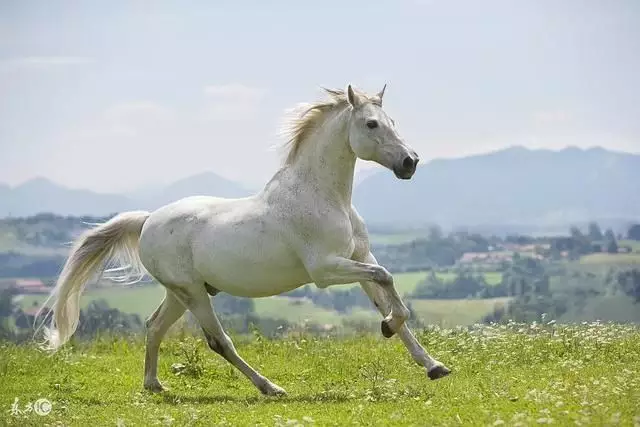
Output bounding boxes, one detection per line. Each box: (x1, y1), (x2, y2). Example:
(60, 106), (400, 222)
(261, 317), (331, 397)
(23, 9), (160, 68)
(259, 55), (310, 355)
(617, 269), (640, 302)
(607, 239), (619, 254)
(427, 225), (444, 241)
(604, 228), (616, 242)
(505, 235), (534, 245)
(627, 224), (640, 241)
(213, 293), (255, 316)
(76, 299), (142, 338)
(533, 276), (550, 295)
(569, 226), (592, 256)
(0, 287), (18, 318)
(588, 222), (603, 241)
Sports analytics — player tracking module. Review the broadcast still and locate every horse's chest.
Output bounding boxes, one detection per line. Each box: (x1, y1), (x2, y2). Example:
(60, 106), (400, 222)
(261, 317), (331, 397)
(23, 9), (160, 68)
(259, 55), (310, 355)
(307, 214), (367, 261)
(309, 213), (355, 252)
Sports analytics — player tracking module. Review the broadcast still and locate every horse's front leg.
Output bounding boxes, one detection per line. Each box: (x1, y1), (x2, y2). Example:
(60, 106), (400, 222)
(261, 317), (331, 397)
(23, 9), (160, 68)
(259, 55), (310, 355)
(358, 253), (451, 380)
(307, 255), (410, 336)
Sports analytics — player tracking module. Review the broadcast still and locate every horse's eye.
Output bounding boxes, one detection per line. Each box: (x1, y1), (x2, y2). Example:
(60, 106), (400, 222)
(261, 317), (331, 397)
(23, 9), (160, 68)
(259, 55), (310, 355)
(366, 120), (378, 129)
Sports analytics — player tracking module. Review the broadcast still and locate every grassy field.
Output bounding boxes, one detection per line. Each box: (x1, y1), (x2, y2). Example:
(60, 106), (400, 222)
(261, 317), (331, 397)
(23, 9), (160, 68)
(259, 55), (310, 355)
(432, 271), (502, 286)
(619, 240), (640, 253)
(1, 322), (639, 426)
(410, 298), (510, 327)
(18, 283), (167, 320)
(579, 252), (640, 265)
(252, 297), (380, 326)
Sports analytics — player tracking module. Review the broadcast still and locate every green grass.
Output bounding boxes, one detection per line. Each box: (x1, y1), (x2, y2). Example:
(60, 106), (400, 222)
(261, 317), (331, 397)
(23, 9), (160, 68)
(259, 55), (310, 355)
(1, 322), (639, 426)
(391, 271), (431, 295)
(253, 297), (379, 326)
(579, 252), (640, 265)
(18, 284), (167, 319)
(368, 232), (425, 245)
(619, 240), (640, 253)
(410, 297), (510, 327)
(432, 271), (503, 286)
(559, 295), (640, 323)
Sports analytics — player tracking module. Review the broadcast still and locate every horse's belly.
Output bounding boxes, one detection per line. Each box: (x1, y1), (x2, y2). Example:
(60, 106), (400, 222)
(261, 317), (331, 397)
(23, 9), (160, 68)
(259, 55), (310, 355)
(192, 232), (311, 297)
(206, 261), (310, 297)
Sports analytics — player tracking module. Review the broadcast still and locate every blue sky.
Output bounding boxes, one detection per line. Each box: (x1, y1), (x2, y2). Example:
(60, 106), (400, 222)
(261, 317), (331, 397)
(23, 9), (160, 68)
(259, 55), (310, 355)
(1, 0), (639, 193)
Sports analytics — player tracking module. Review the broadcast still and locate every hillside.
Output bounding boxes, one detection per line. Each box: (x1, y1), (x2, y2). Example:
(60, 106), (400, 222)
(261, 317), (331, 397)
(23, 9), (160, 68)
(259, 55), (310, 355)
(353, 146), (640, 228)
(1, 177), (131, 218)
(0, 172), (252, 217)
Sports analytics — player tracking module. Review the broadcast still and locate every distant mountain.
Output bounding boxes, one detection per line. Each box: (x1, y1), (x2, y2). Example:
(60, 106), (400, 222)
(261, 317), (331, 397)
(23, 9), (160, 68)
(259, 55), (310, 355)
(1, 177), (131, 217)
(0, 172), (253, 217)
(138, 172), (252, 210)
(3, 146), (639, 226)
(352, 146), (640, 228)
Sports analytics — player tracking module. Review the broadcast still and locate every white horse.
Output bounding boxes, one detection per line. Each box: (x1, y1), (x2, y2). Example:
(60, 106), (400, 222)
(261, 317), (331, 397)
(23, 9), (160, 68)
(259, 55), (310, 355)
(37, 84), (451, 395)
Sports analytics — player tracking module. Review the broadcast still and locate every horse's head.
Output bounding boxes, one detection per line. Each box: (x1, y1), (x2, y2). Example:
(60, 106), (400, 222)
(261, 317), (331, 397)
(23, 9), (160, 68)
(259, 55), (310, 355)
(345, 84), (419, 180)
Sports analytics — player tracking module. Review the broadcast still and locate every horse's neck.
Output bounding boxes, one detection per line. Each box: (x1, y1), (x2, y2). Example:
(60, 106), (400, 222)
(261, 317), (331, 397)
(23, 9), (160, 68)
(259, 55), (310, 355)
(284, 109), (356, 207)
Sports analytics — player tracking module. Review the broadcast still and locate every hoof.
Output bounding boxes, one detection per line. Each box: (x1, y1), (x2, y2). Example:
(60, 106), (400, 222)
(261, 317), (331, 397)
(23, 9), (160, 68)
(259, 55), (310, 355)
(381, 319), (395, 338)
(427, 365), (451, 380)
(143, 381), (167, 393)
(260, 382), (287, 396)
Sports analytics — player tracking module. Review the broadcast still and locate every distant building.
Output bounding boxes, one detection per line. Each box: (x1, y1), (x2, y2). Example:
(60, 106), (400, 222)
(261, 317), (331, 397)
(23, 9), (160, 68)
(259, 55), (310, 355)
(458, 252), (514, 265)
(458, 249), (544, 265)
(502, 243), (551, 253)
(7, 278), (51, 294)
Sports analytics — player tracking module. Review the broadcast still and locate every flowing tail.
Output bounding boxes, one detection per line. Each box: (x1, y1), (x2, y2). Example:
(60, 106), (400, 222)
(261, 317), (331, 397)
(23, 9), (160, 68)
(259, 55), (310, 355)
(36, 210), (151, 352)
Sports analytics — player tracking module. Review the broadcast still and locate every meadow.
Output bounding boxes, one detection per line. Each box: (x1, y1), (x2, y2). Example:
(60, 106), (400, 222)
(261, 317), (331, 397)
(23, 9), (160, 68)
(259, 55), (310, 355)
(1, 322), (639, 426)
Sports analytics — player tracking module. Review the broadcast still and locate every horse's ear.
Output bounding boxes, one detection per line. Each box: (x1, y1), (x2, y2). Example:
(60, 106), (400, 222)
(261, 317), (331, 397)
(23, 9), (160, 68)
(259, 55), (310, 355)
(346, 84), (362, 108)
(376, 83), (387, 105)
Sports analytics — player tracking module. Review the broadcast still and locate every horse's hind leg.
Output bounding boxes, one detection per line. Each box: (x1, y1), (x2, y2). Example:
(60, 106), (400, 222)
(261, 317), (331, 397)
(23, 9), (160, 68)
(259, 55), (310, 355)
(143, 289), (186, 392)
(184, 284), (286, 396)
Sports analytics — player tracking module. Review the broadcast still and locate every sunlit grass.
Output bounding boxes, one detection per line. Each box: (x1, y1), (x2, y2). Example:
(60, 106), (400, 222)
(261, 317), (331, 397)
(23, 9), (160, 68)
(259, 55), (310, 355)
(1, 321), (639, 426)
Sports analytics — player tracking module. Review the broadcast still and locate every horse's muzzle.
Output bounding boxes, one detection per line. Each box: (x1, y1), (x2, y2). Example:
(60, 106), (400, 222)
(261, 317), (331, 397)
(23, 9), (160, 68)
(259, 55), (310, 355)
(393, 155), (419, 179)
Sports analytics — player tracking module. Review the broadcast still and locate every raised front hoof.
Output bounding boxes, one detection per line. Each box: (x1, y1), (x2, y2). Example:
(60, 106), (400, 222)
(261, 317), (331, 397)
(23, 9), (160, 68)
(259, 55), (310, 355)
(427, 365), (451, 380)
(381, 319), (396, 338)
(259, 382), (287, 397)
(143, 380), (167, 393)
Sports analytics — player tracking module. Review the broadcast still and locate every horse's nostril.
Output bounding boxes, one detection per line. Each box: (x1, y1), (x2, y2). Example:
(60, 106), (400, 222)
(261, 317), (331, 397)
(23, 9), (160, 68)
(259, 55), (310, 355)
(402, 156), (415, 169)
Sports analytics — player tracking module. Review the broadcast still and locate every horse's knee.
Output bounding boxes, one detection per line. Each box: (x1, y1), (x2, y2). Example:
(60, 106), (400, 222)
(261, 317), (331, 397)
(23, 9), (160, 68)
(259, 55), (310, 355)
(373, 267), (393, 288)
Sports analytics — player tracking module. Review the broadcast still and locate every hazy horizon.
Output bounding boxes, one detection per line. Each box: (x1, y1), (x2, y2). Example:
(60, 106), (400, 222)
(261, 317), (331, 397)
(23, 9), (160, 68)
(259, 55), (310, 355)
(2, 144), (639, 195)
(2, 0), (639, 193)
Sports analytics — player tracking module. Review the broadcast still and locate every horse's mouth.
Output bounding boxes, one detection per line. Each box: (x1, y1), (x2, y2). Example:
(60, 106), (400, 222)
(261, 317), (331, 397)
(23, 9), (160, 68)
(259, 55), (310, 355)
(393, 168), (415, 180)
